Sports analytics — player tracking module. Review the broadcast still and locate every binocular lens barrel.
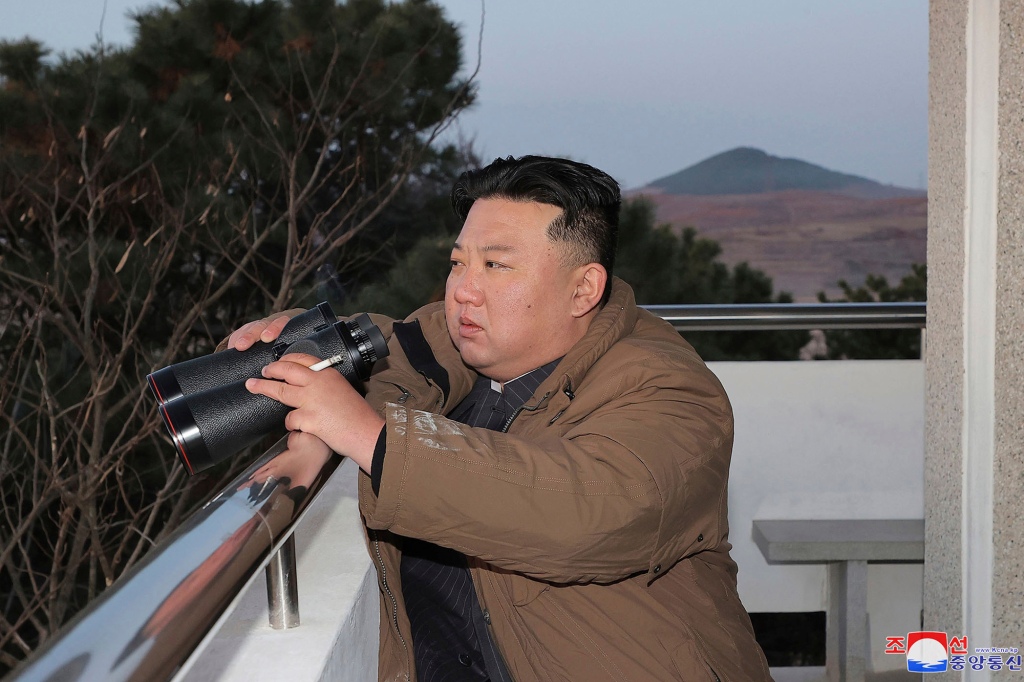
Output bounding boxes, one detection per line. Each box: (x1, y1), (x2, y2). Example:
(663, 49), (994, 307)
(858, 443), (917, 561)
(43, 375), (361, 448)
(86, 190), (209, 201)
(159, 382), (289, 475)
(148, 302), (338, 406)
(148, 307), (388, 476)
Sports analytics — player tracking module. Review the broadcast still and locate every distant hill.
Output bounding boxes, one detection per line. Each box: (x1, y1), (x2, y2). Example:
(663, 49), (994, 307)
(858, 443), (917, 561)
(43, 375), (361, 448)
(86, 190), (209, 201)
(645, 147), (924, 200)
(629, 148), (927, 300)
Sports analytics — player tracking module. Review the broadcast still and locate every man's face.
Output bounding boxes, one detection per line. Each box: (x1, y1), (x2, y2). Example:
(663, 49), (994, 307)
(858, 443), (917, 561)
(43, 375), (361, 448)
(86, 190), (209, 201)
(446, 198), (583, 382)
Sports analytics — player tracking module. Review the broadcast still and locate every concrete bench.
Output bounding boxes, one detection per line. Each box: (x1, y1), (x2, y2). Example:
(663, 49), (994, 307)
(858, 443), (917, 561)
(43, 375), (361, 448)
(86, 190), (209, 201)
(752, 519), (924, 682)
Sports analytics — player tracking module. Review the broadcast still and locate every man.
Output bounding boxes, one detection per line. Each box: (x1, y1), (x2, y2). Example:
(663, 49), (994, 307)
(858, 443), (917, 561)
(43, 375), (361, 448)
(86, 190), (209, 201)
(238, 156), (770, 681)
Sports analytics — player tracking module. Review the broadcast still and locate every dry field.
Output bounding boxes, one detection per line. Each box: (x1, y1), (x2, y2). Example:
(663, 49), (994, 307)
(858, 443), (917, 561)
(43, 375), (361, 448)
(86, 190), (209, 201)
(632, 188), (927, 300)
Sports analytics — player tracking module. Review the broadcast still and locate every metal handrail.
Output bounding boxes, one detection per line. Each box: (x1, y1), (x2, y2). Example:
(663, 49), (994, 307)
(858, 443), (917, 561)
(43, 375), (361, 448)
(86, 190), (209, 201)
(642, 301), (926, 331)
(8, 302), (928, 682)
(9, 436), (339, 682)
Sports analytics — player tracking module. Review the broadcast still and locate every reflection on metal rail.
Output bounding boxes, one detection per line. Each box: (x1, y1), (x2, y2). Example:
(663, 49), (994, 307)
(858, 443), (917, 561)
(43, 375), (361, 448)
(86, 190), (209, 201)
(10, 436), (336, 682)
(9, 302), (927, 681)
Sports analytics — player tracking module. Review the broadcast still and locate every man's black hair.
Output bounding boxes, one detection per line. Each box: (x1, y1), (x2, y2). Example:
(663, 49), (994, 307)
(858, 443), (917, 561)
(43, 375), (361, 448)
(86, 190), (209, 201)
(451, 155), (621, 305)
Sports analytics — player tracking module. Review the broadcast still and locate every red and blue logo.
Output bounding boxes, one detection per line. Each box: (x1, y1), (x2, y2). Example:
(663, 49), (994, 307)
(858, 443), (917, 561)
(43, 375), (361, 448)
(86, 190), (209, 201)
(906, 632), (949, 673)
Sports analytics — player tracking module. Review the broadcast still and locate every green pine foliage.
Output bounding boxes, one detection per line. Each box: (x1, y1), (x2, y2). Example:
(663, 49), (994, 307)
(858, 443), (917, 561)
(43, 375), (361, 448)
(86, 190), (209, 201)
(0, 0), (472, 669)
(618, 198), (808, 360)
(345, 231), (454, 316)
(817, 264), (926, 359)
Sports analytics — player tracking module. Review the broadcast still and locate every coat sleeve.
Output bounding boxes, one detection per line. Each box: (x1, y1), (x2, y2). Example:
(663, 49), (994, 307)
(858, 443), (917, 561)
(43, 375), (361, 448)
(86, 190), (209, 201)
(359, 349), (734, 585)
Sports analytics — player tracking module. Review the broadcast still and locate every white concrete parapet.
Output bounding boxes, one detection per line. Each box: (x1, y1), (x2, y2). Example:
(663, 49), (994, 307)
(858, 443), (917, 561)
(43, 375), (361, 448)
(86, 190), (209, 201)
(180, 459), (378, 682)
(712, 360), (924, 675)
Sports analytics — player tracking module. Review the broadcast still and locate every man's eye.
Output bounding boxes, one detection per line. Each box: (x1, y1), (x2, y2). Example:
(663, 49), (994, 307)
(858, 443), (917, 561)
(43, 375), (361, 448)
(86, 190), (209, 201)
(449, 260), (462, 269)
(486, 261), (506, 269)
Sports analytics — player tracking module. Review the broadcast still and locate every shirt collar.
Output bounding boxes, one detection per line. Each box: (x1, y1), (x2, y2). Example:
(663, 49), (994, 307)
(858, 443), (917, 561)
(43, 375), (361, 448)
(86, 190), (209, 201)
(478, 357), (561, 413)
(488, 357), (560, 391)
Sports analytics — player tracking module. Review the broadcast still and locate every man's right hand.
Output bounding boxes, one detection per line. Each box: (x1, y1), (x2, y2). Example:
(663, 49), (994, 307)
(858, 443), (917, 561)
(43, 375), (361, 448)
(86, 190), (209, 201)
(226, 309), (306, 351)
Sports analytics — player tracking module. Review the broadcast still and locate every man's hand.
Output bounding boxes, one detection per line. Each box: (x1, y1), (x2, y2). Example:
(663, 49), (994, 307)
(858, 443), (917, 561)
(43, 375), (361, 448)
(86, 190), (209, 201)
(245, 353), (384, 473)
(240, 431), (334, 491)
(226, 308), (306, 351)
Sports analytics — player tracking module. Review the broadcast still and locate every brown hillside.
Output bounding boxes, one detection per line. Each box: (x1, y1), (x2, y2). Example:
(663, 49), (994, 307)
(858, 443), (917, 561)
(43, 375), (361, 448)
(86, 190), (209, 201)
(629, 188), (927, 301)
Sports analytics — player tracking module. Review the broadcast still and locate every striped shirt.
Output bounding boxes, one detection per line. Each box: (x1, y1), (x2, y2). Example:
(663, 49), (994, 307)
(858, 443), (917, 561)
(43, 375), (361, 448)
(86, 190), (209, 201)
(400, 358), (560, 682)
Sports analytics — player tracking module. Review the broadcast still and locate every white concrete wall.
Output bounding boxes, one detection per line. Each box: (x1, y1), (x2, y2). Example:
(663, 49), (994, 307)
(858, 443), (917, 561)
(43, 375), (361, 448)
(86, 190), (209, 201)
(179, 458), (378, 682)
(711, 360), (925, 673)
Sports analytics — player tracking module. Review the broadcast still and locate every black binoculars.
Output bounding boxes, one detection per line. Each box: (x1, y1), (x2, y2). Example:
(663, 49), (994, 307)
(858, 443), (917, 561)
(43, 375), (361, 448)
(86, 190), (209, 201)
(148, 303), (389, 475)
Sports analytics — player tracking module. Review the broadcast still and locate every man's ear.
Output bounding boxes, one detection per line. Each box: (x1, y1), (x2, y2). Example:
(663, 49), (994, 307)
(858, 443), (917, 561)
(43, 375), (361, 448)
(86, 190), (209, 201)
(570, 264), (608, 318)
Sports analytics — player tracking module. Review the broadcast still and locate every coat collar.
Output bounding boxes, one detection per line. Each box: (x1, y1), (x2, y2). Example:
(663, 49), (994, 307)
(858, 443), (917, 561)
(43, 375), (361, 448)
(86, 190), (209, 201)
(549, 277), (639, 394)
(405, 277), (639, 413)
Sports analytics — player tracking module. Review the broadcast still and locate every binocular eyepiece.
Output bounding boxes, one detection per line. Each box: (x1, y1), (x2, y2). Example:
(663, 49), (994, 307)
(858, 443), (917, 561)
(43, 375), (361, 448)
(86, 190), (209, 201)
(148, 304), (389, 475)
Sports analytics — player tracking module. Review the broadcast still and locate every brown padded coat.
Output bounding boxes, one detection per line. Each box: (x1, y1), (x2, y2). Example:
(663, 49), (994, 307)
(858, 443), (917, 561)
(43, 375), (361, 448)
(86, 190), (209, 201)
(357, 279), (771, 682)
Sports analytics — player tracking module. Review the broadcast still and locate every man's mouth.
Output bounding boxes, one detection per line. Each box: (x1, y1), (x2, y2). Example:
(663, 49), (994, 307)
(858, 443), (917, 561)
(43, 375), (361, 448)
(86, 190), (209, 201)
(459, 316), (483, 335)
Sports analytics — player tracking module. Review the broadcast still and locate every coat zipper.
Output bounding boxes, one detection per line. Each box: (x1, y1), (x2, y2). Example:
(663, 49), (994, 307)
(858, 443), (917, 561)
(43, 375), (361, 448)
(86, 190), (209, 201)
(498, 381), (573, 432)
(373, 379), (433, 680)
(379, 375), (531, 675)
(548, 381), (575, 424)
(371, 530), (411, 679)
(499, 389), (552, 433)
(499, 406), (525, 433)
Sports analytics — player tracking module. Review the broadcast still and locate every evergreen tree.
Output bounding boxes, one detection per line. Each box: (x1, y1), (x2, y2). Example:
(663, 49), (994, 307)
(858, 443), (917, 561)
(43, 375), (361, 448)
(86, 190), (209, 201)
(816, 264), (926, 359)
(0, 0), (472, 669)
(618, 198), (807, 360)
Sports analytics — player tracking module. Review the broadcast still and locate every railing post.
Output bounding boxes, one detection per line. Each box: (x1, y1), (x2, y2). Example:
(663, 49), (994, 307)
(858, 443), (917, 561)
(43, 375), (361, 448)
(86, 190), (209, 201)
(266, 535), (300, 629)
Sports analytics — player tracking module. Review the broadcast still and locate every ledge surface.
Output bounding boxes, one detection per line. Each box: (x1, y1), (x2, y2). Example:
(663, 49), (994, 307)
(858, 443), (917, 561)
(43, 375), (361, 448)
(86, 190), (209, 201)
(752, 519), (925, 563)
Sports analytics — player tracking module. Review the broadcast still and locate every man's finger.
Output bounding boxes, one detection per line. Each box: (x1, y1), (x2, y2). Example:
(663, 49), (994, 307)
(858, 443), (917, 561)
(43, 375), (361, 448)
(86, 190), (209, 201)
(231, 313), (286, 350)
(260, 314), (292, 343)
(245, 376), (300, 406)
(228, 308), (306, 351)
(228, 321), (260, 350)
(260, 359), (317, 384)
(273, 352), (321, 368)
(284, 409), (303, 433)
(286, 430), (306, 448)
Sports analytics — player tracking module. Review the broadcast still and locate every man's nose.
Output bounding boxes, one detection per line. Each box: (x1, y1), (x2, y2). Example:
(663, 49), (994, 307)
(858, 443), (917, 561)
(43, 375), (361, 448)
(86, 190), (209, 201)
(451, 267), (483, 305)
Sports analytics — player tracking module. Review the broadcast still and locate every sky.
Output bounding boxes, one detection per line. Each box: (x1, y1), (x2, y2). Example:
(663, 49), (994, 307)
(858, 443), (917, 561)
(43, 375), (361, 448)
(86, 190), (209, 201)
(0, 0), (928, 190)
